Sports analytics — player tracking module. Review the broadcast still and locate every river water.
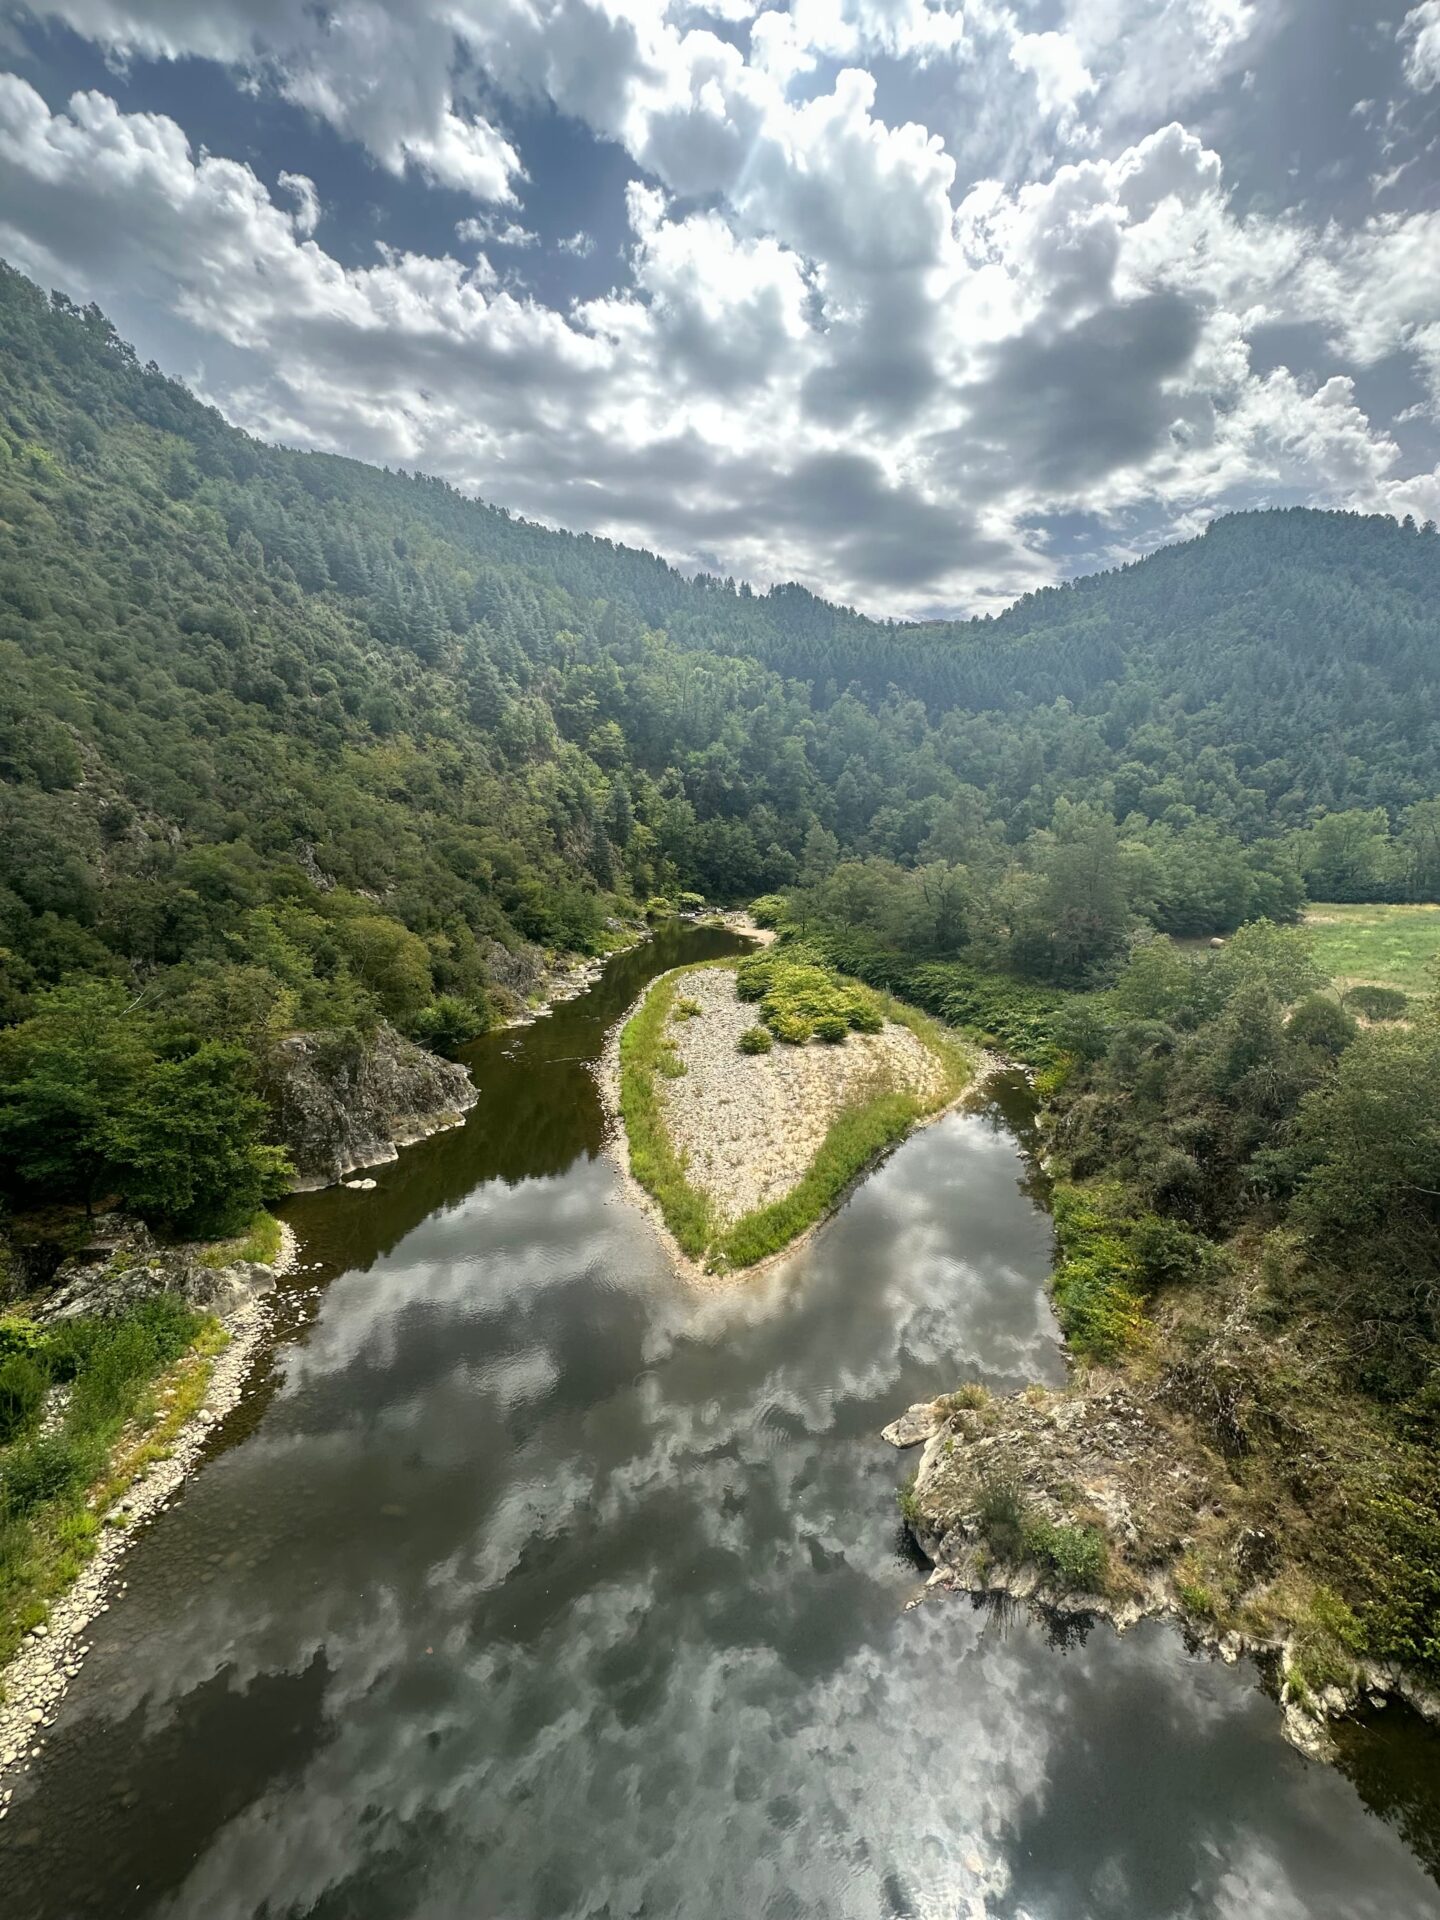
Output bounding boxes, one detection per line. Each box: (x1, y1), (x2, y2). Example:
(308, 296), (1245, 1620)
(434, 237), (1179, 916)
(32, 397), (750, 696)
(6, 926), (1438, 1918)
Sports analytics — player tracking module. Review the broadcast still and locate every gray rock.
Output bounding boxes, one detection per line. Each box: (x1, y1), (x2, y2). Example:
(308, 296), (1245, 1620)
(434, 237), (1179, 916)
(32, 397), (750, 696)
(882, 1400), (946, 1448)
(260, 1022), (477, 1190)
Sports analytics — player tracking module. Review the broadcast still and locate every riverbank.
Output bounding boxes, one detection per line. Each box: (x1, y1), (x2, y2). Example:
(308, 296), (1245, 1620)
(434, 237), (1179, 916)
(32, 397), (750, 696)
(0, 1220), (299, 1796)
(601, 955), (982, 1279)
(885, 1264), (1440, 1762)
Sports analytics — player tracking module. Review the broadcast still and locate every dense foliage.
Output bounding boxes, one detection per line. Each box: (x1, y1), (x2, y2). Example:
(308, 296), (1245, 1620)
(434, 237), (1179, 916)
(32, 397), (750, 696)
(734, 951), (883, 1044)
(1, 259), (1439, 1231)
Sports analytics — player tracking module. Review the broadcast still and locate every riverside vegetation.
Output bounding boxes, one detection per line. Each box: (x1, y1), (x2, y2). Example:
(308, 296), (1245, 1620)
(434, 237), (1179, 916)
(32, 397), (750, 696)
(784, 901), (1440, 1741)
(2, 263), (1440, 1754)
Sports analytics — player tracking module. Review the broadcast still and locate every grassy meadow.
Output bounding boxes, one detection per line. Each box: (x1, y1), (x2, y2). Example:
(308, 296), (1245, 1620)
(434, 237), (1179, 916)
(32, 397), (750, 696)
(1303, 903), (1440, 997)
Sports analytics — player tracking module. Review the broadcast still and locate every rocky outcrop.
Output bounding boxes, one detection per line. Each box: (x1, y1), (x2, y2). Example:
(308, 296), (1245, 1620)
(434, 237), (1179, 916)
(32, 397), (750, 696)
(883, 1378), (1440, 1760)
(262, 1022), (477, 1190)
(35, 1216), (281, 1324)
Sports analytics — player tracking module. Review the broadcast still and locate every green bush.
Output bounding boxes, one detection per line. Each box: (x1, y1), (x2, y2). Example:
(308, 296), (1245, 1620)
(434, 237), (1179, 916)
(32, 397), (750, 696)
(1050, 1185), (1146, 1360)
(1026, 1517), (1109, 1591)
(794, 931), (1073, 1061)
(0, 1352), (47, 1446)
(410, 993), (488, 1054)
(749, 894), (789, 930)
(974, 1468), (1107, 1591)
(672, 997), (702, 1021)
(0, 1317), (46, 1362)
(739, 952), (884, 1045)
(1, 1434), (85, 1520)
(768, 1009), (814, 1045)
(738, 1026), (773, 1055)
(1343, 983), (1409, 1022)
(1129, 1213), (1214, 1289)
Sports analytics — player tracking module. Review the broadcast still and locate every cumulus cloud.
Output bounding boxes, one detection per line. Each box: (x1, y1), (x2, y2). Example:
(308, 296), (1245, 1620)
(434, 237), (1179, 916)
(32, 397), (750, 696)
(1401, 1), (1440, 91)
(1, 0), (1436, 608)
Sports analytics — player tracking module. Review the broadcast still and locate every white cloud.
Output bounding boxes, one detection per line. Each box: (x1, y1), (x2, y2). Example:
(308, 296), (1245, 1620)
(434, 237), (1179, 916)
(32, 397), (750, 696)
(1009, 30), (1097, 137)
(277, 169), (320, 237)
(1, 0), (1436, 610)
(15, 0), (526, 200)
(1401, 1), (1440, 91)
(456, 213), (539, 251)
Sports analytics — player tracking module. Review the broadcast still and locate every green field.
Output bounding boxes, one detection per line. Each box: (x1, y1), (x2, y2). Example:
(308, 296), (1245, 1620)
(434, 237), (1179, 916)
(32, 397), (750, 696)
(1304, 903), (1440, 997)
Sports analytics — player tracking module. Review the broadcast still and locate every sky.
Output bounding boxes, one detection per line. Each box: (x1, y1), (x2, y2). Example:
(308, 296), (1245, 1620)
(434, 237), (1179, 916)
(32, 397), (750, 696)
(0, 2), (1437, 616)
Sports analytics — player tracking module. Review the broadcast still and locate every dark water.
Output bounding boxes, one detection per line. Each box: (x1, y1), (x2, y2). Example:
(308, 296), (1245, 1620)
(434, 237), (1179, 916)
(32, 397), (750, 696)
(6, 926), (1439, 1918)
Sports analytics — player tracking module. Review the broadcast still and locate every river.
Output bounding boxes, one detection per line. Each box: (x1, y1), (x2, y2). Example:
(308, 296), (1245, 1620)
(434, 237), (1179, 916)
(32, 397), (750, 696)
(5, 925), (1438, 1918)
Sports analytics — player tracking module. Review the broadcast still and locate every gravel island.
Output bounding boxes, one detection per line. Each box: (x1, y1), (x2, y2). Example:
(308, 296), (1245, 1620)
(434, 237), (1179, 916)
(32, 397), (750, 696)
(605, 954), (980, 1276)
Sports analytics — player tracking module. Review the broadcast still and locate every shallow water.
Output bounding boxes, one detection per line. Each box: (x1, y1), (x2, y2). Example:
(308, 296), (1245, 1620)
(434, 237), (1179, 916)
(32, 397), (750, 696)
(6, 926), (1438, 1918)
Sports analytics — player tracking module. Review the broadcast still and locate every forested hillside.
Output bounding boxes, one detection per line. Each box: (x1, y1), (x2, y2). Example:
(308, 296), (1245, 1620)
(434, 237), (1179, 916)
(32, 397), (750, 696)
(2, 260), (1439, 1236)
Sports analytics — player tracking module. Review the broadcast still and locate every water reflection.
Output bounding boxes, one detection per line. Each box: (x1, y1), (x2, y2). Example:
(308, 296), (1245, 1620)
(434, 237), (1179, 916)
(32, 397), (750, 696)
(5, 932), (1438, 1919)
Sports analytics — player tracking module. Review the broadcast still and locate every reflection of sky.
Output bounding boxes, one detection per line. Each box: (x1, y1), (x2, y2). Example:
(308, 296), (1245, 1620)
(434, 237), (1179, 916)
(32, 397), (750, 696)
(8, 1101), (1437, 1919)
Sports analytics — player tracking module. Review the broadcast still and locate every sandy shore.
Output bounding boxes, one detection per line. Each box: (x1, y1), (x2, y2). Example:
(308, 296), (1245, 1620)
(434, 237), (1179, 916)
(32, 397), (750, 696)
(0, 1222), (299, 1798)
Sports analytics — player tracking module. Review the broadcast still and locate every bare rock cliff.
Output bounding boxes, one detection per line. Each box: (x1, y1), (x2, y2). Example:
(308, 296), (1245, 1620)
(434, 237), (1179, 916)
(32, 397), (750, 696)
(263, 1022), (477, 1190)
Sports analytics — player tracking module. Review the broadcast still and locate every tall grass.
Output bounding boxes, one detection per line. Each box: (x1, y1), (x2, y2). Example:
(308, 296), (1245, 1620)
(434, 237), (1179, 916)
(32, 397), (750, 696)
(0, 1295), (211, 1669)
(617, 969), (716, 1259)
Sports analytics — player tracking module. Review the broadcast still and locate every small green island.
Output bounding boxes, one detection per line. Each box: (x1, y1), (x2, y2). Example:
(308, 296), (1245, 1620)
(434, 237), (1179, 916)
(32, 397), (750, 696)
(613, 950), (978, 1273)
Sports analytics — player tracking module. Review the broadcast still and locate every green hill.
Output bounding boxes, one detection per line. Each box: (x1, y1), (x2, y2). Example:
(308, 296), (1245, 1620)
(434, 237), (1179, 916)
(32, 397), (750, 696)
(1, 260), (1438, 1231)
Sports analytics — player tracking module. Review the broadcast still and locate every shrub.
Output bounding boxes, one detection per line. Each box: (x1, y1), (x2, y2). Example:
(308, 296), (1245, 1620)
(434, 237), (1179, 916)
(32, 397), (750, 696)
(0, 1352), (47, 1446)
(410, 993), (487, 1055)
(749, 894), (789, 930)
(1050, 1186), (1146, 1360)
(742, 953), (883, 1044)
(769, 1009), (814, 1045)
(1027, 1518), (1109, 1592)
(735, 952), (776, 1002)
(673, 997), (702, 1022)
(738, 1026), (773, 1055)
(1, 1434), (86, 1521)
(678, 891), (706, 913)
(0, 1318), (46, 1362)
(1129, 1213), (1213, 1289)
(1286, 993), (1358, 1057)
(1343, 983), (1408, 1022)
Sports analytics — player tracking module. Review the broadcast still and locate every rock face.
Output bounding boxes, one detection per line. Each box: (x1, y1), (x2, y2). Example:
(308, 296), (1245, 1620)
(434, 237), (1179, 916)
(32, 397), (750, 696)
(887, 1381), (1184, 1626)
(262, 1021), (477, 1190)
(36, 1217), (277, 1323)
